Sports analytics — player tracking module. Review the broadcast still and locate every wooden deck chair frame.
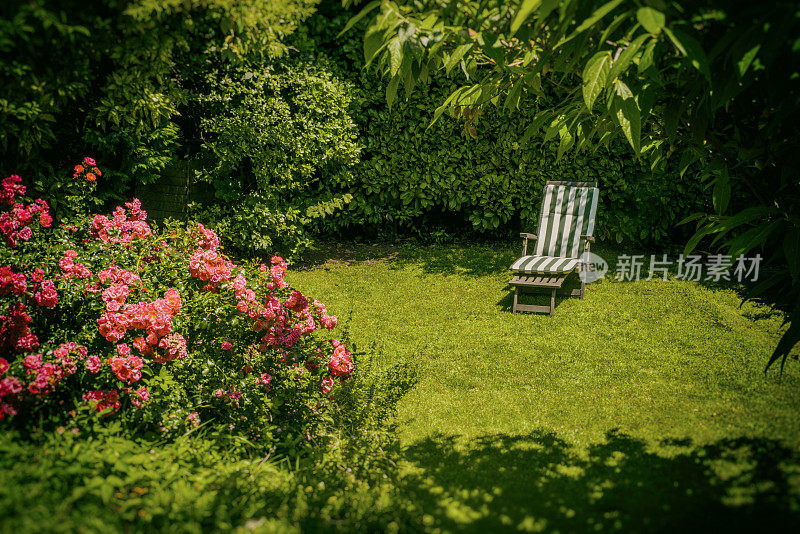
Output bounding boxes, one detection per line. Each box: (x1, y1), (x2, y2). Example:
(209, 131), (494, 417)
(510, 180), (599, 315)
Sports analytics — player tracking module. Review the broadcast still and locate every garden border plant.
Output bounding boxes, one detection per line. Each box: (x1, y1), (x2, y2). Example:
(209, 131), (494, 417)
(0, 160), (365, 456)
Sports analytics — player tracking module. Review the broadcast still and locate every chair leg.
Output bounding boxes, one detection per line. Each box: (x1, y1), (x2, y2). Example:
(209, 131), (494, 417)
(580, 278), (585, 300)
(513, 288), (518, 314)
(550, 289), (555, 316)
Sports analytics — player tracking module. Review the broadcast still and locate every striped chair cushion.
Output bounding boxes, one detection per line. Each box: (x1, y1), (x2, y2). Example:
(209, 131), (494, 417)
(535, 183), (599, 258)
(510, 255), (579, 274)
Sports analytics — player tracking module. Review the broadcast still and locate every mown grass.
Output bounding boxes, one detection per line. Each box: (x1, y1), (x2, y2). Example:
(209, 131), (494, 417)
(4, 241), (799, 533)
(289, 241), (800, 532)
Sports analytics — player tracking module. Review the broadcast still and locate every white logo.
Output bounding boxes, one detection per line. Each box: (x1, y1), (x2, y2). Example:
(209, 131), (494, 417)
(578, 251), (608, 283)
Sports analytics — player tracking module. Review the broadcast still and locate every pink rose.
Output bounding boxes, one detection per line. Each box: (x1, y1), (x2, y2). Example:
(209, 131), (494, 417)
(23, 354), (42, 370)
(328, 345), (354, 378)
(86, 355), (102, 373)
(259, 373), (271, 388)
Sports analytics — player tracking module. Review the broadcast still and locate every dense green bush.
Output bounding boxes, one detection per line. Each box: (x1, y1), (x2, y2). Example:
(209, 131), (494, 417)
(0, 158), (424, 528)
(1, 0), (709, 254)
(192, 61), (360, 258)
(0, 0), (318, 199)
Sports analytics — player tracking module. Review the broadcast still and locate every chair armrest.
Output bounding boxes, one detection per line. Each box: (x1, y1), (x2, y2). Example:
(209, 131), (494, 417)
(520, 233), (537, 256)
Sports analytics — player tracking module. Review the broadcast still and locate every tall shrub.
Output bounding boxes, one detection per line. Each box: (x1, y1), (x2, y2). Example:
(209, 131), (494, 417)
(0, 0), (319, 198)
(192, 61), (361, 258)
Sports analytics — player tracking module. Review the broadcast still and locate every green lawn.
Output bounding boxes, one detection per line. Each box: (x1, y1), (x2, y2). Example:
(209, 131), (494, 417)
(290, 241), (800, 532)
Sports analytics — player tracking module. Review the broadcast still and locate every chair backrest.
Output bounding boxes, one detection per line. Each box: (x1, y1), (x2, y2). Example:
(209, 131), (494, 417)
(535, 181), (599, 258)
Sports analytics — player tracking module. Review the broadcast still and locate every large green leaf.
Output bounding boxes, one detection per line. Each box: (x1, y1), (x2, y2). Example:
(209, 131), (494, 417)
(521, 110), (553, 143)
(388, 38), (403, 76)
(638, 37), (658, 73)
(683, 224), (712, 255)
(607, 34), (650, 84)
(385, 75), (400, 109)
(557, 124), (574, 160)
(726, 221), (781, 258)
(364, 29), (387, 65)
(573, 0), (624, 34)
(636, 7), (665, 35)
(712, 168), (731, 214)
(537, 0), (560, 21)
(612, 81), (641, 153)
(557, 0), (624, 49)
(582, 51), (612, 111)
(510, 0), (543, 35)
(736, 44), (761, 77)
(679, 148), (701, 177)
(504, 80), (523, 111)
(337, 0), (381, 38)
(444, 44), (473, 75)
(665, 27), (711, 82)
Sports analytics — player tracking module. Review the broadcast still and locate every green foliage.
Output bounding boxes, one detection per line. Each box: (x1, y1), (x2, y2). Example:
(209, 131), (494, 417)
(200, 64), (360, 198)
(0, 352), (420, 532)
(1, 0), (350, 260)
(0, 0), (319, 196)
(189, 195), (312, 260)
(0, 170), (362, 454)
(297, 6), (706, 244)
(0, 311), (420, 532)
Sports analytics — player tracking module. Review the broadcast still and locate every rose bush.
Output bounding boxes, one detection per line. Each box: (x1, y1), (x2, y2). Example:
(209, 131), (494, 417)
(0, 161), (354, 451)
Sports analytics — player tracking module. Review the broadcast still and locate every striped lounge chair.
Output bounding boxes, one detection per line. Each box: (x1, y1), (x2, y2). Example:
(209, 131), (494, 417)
(509, 181), (599, 315)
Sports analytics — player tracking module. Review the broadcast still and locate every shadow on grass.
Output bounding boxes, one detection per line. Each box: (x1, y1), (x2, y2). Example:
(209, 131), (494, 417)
(297, 241), (518, 278)
(397, 429), (799, 532)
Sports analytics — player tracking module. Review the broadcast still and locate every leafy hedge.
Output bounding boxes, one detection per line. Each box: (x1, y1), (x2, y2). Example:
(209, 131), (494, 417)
(190, 60), (361, 259)
(297, 5), (708, 245)
(0, 0), (320, 206)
